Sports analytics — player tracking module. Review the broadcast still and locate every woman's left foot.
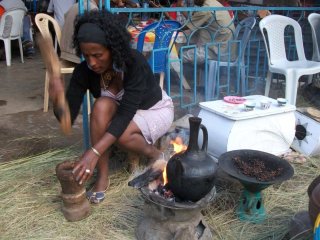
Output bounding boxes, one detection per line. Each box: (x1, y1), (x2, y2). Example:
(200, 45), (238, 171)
(86, 177), (110, 204)
(86, 190), (107, 204)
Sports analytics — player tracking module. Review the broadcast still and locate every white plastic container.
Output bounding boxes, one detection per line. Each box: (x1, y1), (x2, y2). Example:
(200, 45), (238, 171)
(198, 95), (296, 158)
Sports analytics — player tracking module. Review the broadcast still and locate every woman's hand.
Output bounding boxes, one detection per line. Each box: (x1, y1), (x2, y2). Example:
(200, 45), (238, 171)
(72, 150), (99, 185)
(50, 76), (71, 135)
(49, 76), (65, 102)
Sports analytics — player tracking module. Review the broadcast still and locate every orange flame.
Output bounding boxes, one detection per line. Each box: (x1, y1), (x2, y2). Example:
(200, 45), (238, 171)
(162, 136), (187, 185)
(162, 165), (168, 185)
(170, 136), (187, 154)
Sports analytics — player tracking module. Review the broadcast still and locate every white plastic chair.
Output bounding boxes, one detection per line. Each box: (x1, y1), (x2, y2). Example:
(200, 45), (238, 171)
(308, 13), (320, 83)
(308, 13), (320, 62)
(35, 13), (76, 112)
(0, 9), (25, 66)
(259, 14), (320, 106)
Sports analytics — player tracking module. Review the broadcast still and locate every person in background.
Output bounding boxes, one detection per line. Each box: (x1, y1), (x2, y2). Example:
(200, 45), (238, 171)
(47, 0), (76, 28)
(217, 1), (271, 20)
(60, 0), (100, 64)
(60, 0), (128, 64)
(49, 10), (174, 204)
(177, 0), (236, 63)
(0, 0), (35, 59)
(166, 0), (186, 24)
(111, 0), (140, 8)
(217, 0), (234, 19)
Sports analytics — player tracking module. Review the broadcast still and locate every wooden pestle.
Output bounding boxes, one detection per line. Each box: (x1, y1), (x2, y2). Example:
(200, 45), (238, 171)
(37, 35), (71, 135)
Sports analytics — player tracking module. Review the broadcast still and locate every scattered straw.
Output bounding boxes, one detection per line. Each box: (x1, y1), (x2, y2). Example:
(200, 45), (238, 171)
(0, 148), (319, 239)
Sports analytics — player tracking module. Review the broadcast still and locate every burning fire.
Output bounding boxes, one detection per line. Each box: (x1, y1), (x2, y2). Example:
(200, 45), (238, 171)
(162, 136), (187, 185)
(162, 166), (168, 185)
(170, 136), (187, 154)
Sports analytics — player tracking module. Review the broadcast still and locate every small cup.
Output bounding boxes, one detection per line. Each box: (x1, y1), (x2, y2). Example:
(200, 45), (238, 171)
(277, 98), (287, 106)
(244, 101), (256, 111)
(260, 100), (272, 110)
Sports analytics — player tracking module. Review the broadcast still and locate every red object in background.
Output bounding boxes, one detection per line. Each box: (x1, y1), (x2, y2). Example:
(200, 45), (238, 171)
(221, 1), (234, 19)
(168, 3), (178, 20)
(0, 6), (5, 17)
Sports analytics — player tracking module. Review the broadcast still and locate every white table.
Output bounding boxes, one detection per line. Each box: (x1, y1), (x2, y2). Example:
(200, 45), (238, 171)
(198, 95), (296, 158)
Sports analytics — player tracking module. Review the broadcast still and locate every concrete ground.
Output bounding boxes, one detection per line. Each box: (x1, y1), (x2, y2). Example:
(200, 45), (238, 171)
(0, 49), (84, 162)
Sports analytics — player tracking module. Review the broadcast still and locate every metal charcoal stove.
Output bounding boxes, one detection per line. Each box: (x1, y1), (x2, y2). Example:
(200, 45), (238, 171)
(135, 182), (216, 240)
(130, 117), (218, 240)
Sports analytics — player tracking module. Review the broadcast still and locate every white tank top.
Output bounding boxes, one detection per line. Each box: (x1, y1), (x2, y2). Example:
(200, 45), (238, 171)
(101, 89), (124, 103)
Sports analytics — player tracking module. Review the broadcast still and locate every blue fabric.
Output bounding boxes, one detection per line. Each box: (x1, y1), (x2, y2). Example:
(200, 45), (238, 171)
(22, 15), (32, 42)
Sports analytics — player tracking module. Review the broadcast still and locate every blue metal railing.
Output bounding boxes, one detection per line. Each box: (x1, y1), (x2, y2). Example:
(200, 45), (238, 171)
(76, 2), (320, 110)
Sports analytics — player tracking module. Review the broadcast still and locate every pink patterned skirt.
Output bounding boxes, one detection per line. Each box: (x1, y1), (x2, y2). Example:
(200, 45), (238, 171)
(133, 90), (174, 144)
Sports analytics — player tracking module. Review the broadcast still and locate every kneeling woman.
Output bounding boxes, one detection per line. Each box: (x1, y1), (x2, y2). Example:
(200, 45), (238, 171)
(50, 10), (174, 203)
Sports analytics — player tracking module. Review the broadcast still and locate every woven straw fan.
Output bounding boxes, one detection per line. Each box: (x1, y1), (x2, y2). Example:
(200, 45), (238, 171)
(37, 35), (71, 135)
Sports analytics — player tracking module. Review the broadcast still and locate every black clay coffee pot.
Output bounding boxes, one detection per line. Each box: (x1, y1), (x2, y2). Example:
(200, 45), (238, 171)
(166, 117), (218, 202)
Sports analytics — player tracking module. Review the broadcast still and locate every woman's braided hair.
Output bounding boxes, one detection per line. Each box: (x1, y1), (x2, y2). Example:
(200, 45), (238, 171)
(73, 10), (132, 70)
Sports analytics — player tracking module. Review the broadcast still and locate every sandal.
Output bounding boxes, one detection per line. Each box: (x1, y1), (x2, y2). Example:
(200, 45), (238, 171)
(86, 190), (107, 204)
(86, 179), (110, 204)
